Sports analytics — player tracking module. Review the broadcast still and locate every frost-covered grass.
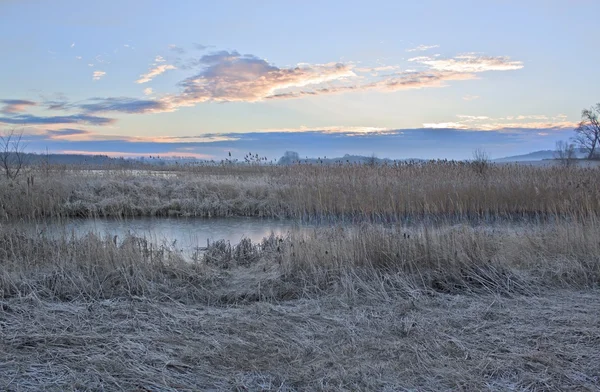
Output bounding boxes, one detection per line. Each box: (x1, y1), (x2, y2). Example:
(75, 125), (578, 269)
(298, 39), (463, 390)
(2, 290), (599, 391)
(1, 162), (600, 221)
(0, 221), (600, 390)
(1, 219), (599, 303)
(2, 162), (600, 390)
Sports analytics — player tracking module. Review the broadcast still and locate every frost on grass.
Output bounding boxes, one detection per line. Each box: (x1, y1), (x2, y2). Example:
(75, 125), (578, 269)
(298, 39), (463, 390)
(2, 163), (600, 220)
(1, 164), (600, 390)
(1, 290), (599, 391)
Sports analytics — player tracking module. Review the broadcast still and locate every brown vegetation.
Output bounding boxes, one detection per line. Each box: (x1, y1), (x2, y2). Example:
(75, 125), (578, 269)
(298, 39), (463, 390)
(1, 220), (600, 390)
(1, 162), (600, 222)
(2, 288), (599, 391)
(4, 218), (600, 302)
(1, 162), (600, 390)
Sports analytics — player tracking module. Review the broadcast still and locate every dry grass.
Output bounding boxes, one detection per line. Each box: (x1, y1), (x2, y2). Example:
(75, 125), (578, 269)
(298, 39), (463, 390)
(1, 162), (600, 390)
(1, 162), (600, 221)
(1, 220), (599, 304)
(1, 290), (599, 391)
(0, 221), (598, 390)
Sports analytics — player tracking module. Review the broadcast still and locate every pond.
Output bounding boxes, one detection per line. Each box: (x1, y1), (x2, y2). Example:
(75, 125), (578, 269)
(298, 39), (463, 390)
(11, 216), (540, 262)
(18, 217), (314, 255)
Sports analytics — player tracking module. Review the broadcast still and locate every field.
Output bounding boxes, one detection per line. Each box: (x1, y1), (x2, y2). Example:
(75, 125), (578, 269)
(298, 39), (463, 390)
(1, 162), (599, 390)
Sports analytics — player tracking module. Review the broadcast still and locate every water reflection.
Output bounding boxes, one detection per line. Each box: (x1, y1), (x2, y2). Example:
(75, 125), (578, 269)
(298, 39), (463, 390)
(24, 217), (312, 254)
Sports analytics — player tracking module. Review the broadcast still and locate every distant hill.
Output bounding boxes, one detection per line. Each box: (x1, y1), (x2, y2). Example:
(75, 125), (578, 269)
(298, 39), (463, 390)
(494, 148), (588, 162)
(23, 153), (132, 166)
(19, 153), (210, 167)
(12, 149), (596, 168)
(278, 152), (424, 165)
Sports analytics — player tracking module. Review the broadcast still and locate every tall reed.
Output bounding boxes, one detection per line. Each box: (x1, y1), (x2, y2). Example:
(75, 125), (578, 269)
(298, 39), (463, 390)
(2, 162), (598, 222)
(3, 219), (598, 303)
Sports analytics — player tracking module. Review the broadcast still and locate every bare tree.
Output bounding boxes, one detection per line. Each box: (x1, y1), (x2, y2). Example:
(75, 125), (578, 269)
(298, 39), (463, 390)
(554, 140), (576, 167)
(366, 153), (378, 167)
(0, 129), (27, 180)
(277, 151), (300, 165)
(573, 104), (600, 159)
(471, 148), (490, 175)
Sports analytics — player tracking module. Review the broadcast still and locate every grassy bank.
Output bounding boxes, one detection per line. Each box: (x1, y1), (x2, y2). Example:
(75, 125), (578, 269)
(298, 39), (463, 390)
(1, 162), (600, 221)
(0, 221), (599, 390)
(2, 290), (599, 391)
(1, 219), (599, 303)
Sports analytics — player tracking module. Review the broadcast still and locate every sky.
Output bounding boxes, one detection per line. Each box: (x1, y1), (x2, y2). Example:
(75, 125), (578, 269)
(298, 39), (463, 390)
(1, 0), (598, 161)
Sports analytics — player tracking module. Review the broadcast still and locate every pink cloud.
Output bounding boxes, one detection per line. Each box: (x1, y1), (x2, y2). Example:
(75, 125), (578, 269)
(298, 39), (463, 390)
(0, 99), (36, 114)
(92, 71), (106, 81)
(136, 64), (176, 84)
(164, 52), (355, 107)
(424, 113), (577, 131)
(410, 54), (523, 73)
(406, 44), (440, 52)
(153, 51), (520, 110)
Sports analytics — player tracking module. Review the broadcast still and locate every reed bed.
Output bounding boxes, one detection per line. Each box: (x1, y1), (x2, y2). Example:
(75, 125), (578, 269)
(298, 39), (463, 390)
(2, 162), (600, 390)
(1, 221), (600, 390)
(1, 162), (599, 222)
(1, 219), (599, 303)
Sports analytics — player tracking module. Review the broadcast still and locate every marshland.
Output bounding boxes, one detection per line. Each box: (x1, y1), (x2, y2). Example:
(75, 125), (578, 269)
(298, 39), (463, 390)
(1, 161), (599, 390)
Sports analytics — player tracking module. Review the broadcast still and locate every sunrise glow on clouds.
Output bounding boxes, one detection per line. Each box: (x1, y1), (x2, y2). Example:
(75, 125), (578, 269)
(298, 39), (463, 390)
(0, 1), (597, 160)
(423, 114), (577, 132)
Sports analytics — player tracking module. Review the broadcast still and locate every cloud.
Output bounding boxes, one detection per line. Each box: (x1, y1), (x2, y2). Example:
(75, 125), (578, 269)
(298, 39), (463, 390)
(423, 114), (577, 131)
(92, 71), (106, 81)
(95, 49), (521, 113)
(46, 128), (92, 138)
(0, 113), (115, 126)
(463, 94), (480, 101)
(165, 50), (522, 107)
(253, 125), (395, 136)
(70, 42), (75, 48)
(21, 126), (569, 162)
(78, 97), (169, 114)
(366, 70), (477, 92)
(515, 115), (549, 120)
(353, 65), (402, 75)
(168, 44), (186, 54)
(456, 115), (489, 120)
(0, 99), (37, 114)
(422, 122), (466, 129)
(42, 129), (239, 144)
(410, 54), (524, 72)
(136, 64), (176, 84)
(138, 134), (239, 143)
(406, 44), (440, 52)
(193, 43), (208, 51)
(406, 56), (433, 62)
(264, 70), (477, 100)
(44, 100), (70, 111)
(10, 48), (525, 121)
(162, 51), (355, 107)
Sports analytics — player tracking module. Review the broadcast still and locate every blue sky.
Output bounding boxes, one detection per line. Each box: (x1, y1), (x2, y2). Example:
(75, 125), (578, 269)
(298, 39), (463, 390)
(1, 0), (597, 160)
